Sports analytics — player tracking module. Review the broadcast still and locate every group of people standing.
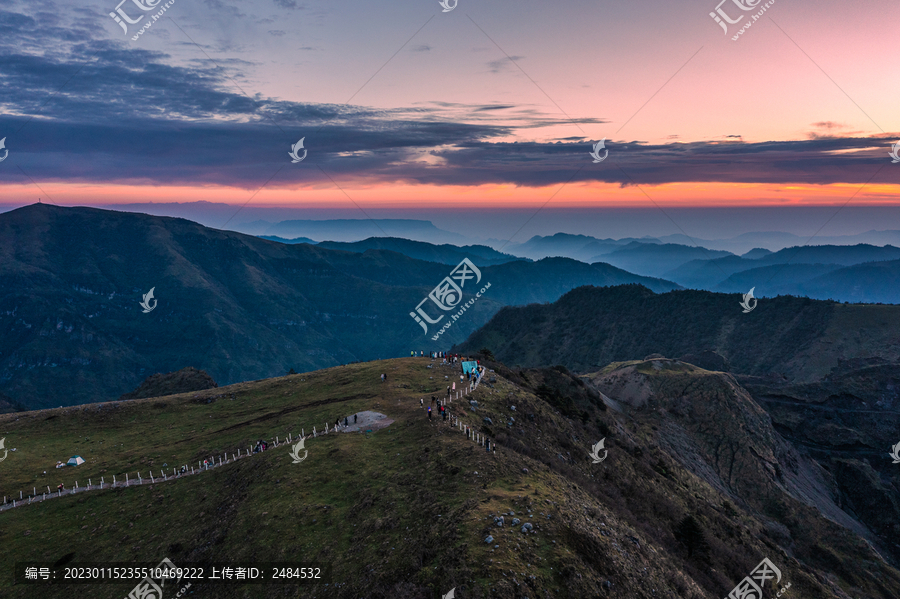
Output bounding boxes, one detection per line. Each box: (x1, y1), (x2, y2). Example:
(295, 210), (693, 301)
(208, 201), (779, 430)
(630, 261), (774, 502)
(410, 350), (454, 359)
(408, 351), (470, 365)
(424, 394), (450, 421)
(333, 414), (359, 427)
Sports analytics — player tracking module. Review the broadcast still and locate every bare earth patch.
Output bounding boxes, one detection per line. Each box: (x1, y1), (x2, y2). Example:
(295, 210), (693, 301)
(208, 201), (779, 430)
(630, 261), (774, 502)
(340, 410), (393, 433)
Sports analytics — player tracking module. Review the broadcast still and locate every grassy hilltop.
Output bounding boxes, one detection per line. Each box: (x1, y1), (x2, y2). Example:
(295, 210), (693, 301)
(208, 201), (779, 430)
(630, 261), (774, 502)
(0, 357), (897, 599)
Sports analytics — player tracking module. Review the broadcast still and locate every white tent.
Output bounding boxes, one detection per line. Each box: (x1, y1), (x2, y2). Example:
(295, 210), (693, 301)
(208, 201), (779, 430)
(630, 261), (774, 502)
(67, 455), (85, 466)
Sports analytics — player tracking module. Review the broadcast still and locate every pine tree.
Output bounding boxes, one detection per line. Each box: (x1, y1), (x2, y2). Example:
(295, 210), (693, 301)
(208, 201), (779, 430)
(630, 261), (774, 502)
(674, 515), (710, 558)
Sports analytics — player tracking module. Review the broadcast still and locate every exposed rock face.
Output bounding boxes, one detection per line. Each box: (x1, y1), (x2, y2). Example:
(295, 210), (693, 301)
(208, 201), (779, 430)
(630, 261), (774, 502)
(587, 358), (872, 542)
(738, 363), (900, 549)
(118, 367), (217, 401)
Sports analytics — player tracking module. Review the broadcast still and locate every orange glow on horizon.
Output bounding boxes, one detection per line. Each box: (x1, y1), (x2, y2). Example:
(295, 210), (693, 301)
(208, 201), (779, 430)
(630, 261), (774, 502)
(2, 181), (899, 210)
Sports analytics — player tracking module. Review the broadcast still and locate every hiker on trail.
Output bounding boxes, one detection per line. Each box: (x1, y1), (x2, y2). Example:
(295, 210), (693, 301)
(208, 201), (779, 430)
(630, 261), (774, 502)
(57, 484), (64, 492)
(335, 418), (340, 428)
(344, 417), (349, 426)
(428, 406), (432, 420)
(431, 396), (436, 407)
(180, 466), (187, 475)
(354, 413), (358, 423)
(420, 398), (424, 407)
(447, 385), (451, 397)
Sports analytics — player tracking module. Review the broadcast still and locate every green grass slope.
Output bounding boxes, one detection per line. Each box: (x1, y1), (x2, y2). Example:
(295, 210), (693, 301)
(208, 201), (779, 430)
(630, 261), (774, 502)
(0, 358), (896, 598)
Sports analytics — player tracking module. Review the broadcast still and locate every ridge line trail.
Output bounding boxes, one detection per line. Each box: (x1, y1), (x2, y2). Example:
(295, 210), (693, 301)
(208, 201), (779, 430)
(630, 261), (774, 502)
(1, 357), (487, 515)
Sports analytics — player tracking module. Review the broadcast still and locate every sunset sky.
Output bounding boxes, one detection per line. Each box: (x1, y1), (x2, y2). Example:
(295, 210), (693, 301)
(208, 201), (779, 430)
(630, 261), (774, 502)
(0, 0), (898, 241)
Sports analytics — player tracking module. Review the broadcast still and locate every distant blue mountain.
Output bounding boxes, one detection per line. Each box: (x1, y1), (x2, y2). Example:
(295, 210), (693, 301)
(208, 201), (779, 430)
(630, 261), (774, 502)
(258, 235), (318, 245)
(314, 237), (523, 266)
(262, 219), (470, 245)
